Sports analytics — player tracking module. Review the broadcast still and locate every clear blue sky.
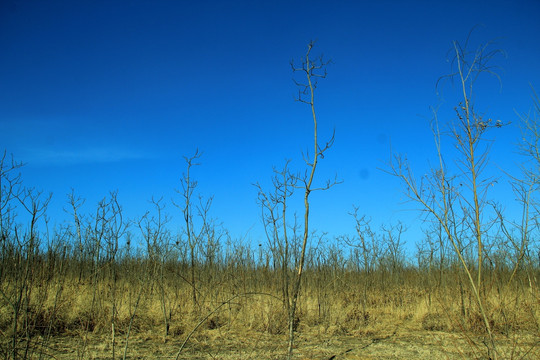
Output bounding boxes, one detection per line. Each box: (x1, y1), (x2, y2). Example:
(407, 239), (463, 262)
(1, 0), (539, 254)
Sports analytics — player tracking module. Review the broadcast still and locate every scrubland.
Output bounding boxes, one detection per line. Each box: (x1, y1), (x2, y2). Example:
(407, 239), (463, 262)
(2, 40), (540, 359)
(1, 240), (538, 359)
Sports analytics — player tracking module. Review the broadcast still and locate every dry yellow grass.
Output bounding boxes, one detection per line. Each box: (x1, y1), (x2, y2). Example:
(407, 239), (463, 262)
(1, 265), (538, 359)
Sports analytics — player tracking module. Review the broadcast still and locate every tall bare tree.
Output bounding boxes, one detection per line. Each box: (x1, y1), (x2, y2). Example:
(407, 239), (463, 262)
(287, 41), (339, 359)
(388, 36), (504, 359)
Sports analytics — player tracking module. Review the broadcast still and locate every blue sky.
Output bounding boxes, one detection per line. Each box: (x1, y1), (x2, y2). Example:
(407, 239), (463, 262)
(1, 0), (539, 254)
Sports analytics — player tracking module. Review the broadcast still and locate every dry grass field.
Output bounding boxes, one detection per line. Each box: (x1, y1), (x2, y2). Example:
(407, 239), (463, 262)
(1, 262), (538, 359)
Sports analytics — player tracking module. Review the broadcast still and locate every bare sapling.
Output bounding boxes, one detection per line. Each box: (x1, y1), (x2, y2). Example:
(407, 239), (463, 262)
(416, 221), (448, 308)
(174, 149), (215, 315)
(503, 86), (540, 286)
(494, 86), (540, 338)
(38, 223), (69, 359)
(67, 190), (86, 283)
(103, 192), (126, 360)
(342, 209), (381, 317)
(175, 149), (203, 311)
(287, 41), (339, 359)
(121, 231), (149, 360)
(138, 197), (172, 338)
(78, 191), (126, 359)
(380, 222), (407, 285)
(388, 36), (504, 359)
(0, 151), (24, 289)
(0, 152), (51, 359)
(255, 160), (296, 321)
